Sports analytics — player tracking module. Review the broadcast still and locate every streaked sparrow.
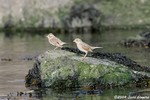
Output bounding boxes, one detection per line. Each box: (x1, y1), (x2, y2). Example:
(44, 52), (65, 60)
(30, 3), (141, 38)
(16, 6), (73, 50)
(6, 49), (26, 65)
(46, 33), (67, 50)
(73, 38), (102, 59)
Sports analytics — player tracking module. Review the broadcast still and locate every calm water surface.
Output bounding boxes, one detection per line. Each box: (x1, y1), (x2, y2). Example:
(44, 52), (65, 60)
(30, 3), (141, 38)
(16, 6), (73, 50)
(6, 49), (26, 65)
(0, 30), (149, 99)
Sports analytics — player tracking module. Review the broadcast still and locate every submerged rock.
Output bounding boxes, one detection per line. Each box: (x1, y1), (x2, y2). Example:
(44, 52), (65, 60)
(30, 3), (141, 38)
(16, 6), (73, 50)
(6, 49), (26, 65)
(130, 88), (150, 97)
(25, 47), (150, 90)
(121, 31), (150, 48)
(0, 90), (41, 100)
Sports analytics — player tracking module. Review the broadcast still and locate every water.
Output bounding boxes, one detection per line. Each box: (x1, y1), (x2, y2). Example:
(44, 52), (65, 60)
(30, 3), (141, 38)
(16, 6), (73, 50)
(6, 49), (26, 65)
(0, 30), (149, 99)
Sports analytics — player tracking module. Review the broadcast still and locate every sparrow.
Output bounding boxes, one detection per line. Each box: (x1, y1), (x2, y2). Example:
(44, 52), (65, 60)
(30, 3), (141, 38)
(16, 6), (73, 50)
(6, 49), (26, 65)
(46, 33), (67, 50)
(73, 38), (102, 59)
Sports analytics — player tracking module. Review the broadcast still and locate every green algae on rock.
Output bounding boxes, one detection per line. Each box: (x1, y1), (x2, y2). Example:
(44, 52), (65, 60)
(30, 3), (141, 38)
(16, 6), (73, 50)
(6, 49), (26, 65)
(25, 48), (149, 90)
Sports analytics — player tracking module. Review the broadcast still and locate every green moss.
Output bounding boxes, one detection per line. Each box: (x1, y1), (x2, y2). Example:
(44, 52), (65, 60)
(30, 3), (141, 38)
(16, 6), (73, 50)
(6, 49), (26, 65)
(78, 63), (107, 80)
(77, 61), (132, 86)
(100, 64), (133, 85)
(38, 50), (137, 89)
(101, 72), (132, 85)
(41, 57), (133, 87)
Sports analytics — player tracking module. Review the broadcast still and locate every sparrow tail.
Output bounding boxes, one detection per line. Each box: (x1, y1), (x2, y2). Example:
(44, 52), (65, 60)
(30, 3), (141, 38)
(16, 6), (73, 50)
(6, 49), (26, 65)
(91, 46), (103, 50)
(62, 42), (68, 45)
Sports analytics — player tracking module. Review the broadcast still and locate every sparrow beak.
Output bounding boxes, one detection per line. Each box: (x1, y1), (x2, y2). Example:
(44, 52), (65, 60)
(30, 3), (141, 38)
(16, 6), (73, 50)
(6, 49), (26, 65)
(73, 40), (75, 43)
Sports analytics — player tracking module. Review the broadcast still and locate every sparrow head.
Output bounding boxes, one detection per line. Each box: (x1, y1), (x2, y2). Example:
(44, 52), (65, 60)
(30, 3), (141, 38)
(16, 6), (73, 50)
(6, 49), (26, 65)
(46, 33), (55, 38)
(73, 38), (82, 44)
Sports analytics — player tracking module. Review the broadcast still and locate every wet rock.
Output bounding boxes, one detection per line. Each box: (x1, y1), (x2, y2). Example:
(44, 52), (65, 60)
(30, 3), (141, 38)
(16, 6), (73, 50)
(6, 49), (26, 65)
(1, 58), (12, 61)
(129, 88), (150, 97)
(25, 47), (150, 90)
(139, 31), (150, 40)
(63, 3), (101, 32)
(21, 55), (37, 61)
(25, 59), (42, 88)
(121, 31), (150, 48)
(62, 47), (150, 72)
(0, 56), (36, 62)
(0, 90), (41, 100)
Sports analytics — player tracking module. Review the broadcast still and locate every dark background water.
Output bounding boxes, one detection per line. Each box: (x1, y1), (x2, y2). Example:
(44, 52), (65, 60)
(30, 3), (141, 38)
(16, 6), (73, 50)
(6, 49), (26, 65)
(0, 30), (149, 99)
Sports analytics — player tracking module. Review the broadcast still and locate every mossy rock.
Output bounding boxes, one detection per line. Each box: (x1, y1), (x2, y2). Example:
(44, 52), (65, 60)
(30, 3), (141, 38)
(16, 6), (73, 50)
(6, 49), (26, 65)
(33, 50), (135, 89)
(25, 47), (150, 90)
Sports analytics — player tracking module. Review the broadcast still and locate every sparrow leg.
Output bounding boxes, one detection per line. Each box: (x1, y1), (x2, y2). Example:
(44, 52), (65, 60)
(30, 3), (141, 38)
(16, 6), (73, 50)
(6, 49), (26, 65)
(81, 52), (88, 60)
(54, 47), (58, 50)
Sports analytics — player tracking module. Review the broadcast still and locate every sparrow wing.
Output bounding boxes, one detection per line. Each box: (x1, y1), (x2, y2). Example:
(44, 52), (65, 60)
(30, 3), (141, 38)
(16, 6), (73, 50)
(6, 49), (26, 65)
(50, 37), (62, 47)
(80, 42), (93, 52)
(54, 37), (66, 45)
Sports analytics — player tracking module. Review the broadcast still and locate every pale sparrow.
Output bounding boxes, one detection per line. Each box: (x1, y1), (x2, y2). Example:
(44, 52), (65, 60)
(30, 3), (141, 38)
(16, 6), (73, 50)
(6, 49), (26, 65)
(46, 33), (67, 50)
(73, 38), (102, 59)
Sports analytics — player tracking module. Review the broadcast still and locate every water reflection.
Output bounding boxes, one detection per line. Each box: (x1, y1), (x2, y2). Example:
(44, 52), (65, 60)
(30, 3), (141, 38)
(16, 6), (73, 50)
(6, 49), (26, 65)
(38, 87), (146, 100)
(0, 30), (149, 99)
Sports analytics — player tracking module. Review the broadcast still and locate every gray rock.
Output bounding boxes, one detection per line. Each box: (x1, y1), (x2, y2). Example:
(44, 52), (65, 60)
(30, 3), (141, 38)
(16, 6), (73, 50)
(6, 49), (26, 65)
(25, 48), (150, 90)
